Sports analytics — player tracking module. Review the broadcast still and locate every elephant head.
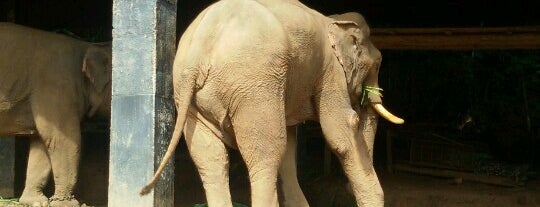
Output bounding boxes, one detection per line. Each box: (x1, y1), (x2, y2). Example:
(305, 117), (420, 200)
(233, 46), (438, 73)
(328, 13), (403, 167)
(82, 43), (112, 118)
(328, 13), (403, 125)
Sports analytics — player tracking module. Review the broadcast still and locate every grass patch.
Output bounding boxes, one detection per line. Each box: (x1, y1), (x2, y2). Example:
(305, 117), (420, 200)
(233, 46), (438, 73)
(0, 197), (23, 206)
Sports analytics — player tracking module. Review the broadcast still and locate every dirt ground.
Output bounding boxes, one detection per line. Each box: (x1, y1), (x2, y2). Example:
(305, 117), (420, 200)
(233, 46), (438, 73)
(144, 142), (540, 207)
(381, 172), (540, 207)
(174, 152), (540, 207)
(172, 147), (540, 207)
(8, 133), (540, 207)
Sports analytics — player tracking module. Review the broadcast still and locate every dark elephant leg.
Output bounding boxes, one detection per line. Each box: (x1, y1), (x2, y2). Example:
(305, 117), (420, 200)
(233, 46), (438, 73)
(19, 137), (51, 207)
(184, 112), (233, 207)
(279, 126), (308, 207)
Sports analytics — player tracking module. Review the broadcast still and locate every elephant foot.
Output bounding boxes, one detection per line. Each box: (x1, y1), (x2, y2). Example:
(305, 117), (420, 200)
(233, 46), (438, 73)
(19, 191), (49, 207)
(49, 195), (80, 207)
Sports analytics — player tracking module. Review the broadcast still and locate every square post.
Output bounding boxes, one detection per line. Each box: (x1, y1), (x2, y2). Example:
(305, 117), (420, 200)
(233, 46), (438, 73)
(0, 0), (16, 199)
(0, 139), (15, 197)
(109, 0), (177, 206)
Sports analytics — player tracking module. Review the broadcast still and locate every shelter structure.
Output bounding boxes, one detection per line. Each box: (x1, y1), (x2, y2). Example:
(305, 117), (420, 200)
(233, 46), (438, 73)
(0, 0), (539, 206)
(108, 0), (177, 206)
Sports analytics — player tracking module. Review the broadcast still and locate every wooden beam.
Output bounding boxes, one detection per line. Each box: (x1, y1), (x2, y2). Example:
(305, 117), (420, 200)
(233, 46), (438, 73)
(371, 27), (540, 50)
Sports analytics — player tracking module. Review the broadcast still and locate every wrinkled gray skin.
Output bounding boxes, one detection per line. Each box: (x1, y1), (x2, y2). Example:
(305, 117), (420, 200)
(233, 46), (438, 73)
(142, 0), (403, 206)
(278, 12), (384, 207)
(0, 23), (111, 207)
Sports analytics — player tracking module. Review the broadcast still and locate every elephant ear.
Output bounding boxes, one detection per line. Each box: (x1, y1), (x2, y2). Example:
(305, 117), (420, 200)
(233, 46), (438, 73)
(328, 21), (364, 83)
(329, 12), (370, 37)
(82, 43), (111, 117)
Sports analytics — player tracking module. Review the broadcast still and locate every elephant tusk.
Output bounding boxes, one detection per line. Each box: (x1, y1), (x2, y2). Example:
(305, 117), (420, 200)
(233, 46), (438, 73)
(371, 103), (404, 124)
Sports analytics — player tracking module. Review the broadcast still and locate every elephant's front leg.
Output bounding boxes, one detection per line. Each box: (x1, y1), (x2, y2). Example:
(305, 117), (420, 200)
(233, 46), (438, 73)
(279, 126), (309, 207)
(43, 133), (81, 207)
(47, 136), (81, 206)
(319, 109), (383, 207)
(19, 137), (51, 207)
(34, 117), (81, 207)
(184, 112), (233, 207)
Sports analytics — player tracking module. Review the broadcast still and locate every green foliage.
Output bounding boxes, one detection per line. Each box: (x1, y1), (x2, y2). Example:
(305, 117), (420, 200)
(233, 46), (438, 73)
(361, 86), (383, 105)
(379, 50), (540, 162)
(465, 51), (539, 140)
(0, 197), (21, 206)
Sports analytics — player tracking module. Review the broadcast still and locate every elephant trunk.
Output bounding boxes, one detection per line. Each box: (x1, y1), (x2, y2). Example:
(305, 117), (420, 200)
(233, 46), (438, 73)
(362, 53), (404, 125)
(357, 105), (379, 160)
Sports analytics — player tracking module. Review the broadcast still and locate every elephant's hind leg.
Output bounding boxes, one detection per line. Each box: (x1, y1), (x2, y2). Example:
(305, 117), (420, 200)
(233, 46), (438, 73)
(279, 126), (309, 207)
(184, 112), (233, 207)
(19, 137), (51, 207)
(232, 96), (287, 207)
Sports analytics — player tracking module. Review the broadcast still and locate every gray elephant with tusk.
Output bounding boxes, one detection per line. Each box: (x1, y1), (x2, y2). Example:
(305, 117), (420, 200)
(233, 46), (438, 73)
(277, 12), (404, 207)
(0, 23), (111, 207)
(141, 0), (403, 206)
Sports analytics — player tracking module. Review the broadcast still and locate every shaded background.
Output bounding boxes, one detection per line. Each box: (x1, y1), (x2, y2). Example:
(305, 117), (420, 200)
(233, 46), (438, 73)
(1, 0), (539, 206)
(4, 0), (540, 39)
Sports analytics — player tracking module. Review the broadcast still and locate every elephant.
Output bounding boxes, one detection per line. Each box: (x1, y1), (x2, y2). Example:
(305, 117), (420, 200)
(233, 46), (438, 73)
(0, 23), (111, 207)
(277, 12), (386, 207)
(141, 0), (403, 206)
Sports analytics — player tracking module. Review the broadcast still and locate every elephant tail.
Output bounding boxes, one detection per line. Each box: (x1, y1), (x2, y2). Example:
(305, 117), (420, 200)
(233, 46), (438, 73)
(140, 69), (198, 196)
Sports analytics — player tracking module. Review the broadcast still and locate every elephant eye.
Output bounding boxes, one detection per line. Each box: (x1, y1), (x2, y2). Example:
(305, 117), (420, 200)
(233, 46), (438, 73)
(351, 36), (358, 46)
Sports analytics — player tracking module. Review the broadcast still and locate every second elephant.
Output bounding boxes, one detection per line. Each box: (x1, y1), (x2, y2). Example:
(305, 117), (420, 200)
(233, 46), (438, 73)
(0, 23), (111, 207)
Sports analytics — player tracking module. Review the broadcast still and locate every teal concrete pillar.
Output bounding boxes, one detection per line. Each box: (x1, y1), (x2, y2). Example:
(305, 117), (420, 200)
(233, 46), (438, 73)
(109, 0), (177, 206)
